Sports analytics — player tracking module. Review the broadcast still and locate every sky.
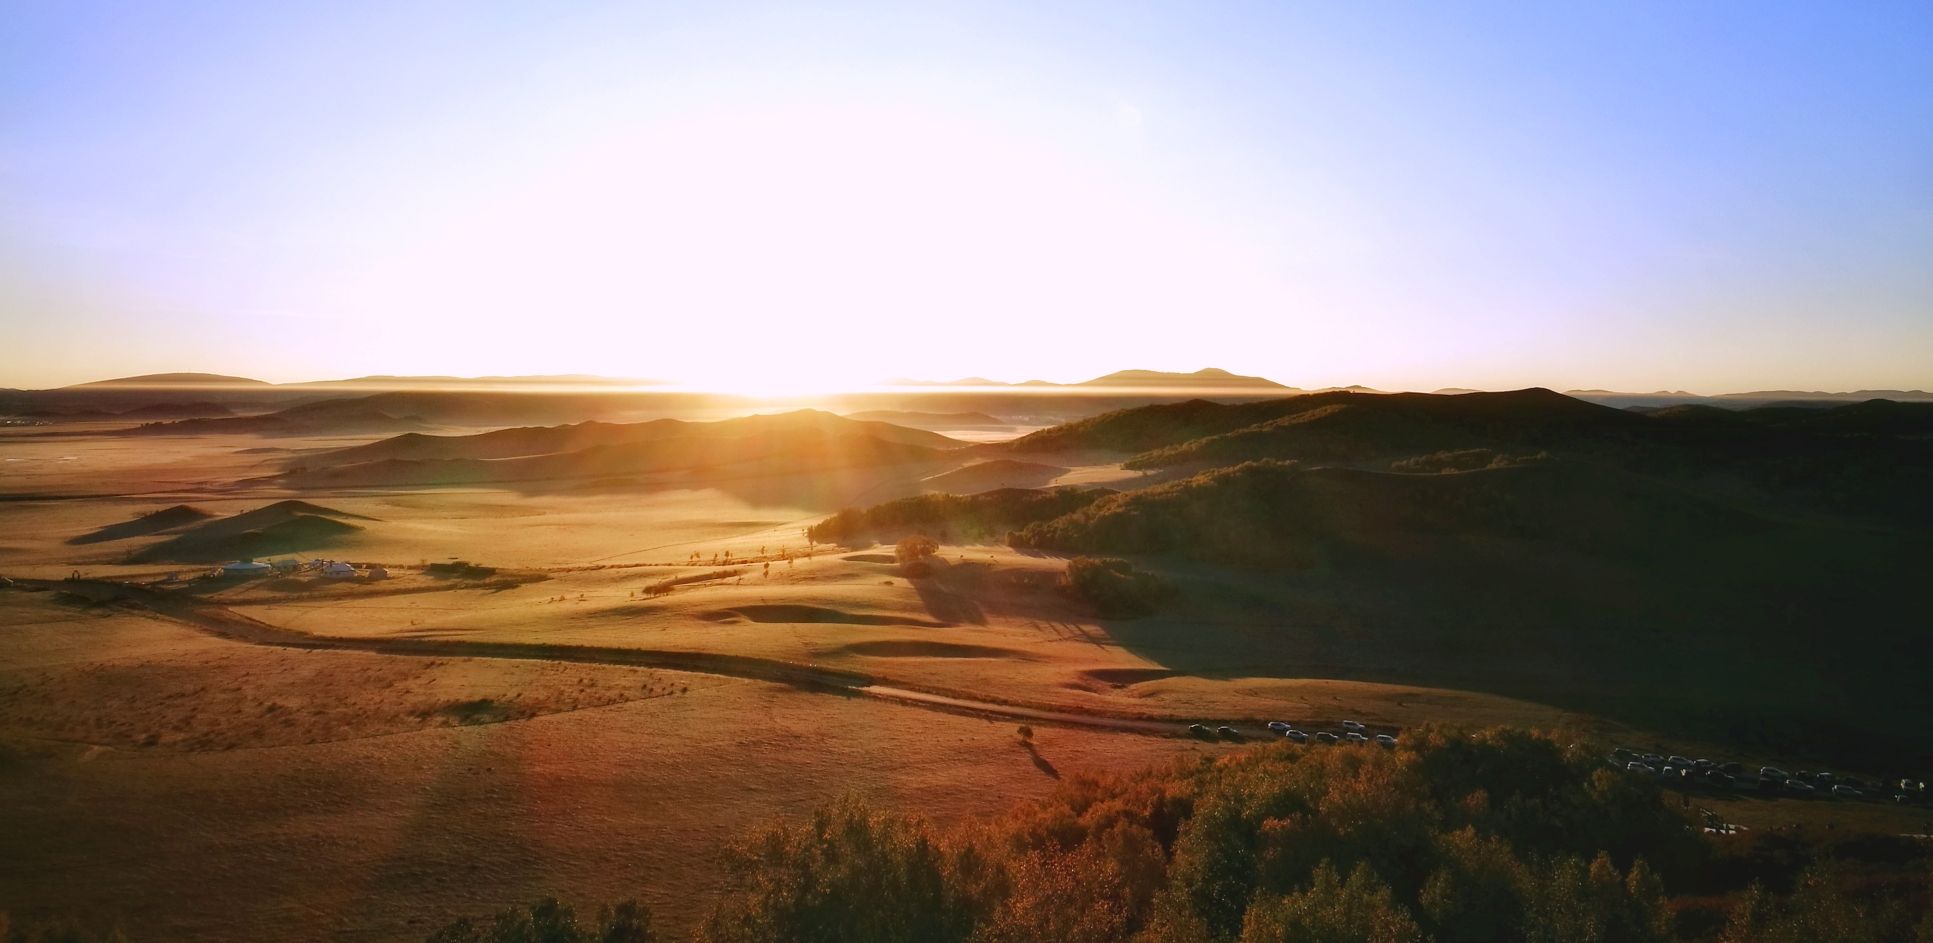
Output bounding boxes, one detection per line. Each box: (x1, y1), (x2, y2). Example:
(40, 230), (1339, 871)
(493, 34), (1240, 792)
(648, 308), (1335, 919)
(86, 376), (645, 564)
(3, 1), (1930, 394)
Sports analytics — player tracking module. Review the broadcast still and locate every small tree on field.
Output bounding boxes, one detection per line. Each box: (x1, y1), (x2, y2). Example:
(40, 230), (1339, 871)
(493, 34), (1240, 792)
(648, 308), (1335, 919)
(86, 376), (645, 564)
(896, 535), (940, 577)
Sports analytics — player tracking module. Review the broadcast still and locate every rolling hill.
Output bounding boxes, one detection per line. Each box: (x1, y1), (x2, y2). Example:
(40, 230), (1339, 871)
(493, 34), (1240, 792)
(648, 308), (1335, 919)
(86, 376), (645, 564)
(918, 459), (1068, 493)
(1001, 388), (1933, 526)
(67, 372), (270, 388)
(67, 504), (214, 545)
(116, 401), (239, 420)
(120, 406), (427, 437)
(811, 396), (1933, 762)
(282, 410), (969, 488)
(1002, 389), (1623, 457)
(126, 501), (371, 563)
(842, 410), (1009, 428)
(1118, 388), (1637, 470)
(1006, 458), (1769, 564)
(807, 486), (1113, 543)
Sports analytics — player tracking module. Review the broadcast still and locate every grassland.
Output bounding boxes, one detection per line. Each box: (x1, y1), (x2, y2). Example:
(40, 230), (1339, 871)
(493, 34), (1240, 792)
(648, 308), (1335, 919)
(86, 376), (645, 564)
(2, 397), (1927, 941)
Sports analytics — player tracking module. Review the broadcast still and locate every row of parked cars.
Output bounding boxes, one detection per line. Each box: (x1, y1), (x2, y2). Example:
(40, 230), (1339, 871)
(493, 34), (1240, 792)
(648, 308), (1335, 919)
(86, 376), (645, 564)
(1189, 719), (1398, 748)
(1613, 747), (1929, 804)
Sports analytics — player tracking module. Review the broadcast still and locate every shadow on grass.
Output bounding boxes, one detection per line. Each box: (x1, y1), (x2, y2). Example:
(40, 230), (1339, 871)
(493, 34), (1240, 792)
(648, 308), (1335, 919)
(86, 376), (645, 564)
(1021, 741), (1059, 779)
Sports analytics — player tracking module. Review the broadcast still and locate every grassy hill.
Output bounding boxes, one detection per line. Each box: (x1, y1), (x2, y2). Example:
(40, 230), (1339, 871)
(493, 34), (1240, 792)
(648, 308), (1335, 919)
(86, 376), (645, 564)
(322, 410), (962, 466)
(127, 501), (370, 563)
(1008, 459), (1770, 563)
(809, 450), (1930, 764)
(808, 486), (1112, 544)
(1119, 389), (1636, 470)
(843, 409), (1009, 427)
(118, 397), (429, 437)
(1000, 459), (1928, 765)
(1007, 389), (1933, 527)
(68, 372), (269, 388)
(67, 504), (213, 545)
(285, 412), (966, 488)
(919, 459), (1068, 493)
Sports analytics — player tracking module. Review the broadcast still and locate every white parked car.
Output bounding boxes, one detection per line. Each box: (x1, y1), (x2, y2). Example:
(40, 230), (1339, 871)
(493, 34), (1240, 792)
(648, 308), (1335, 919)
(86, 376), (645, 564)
(1285, 730), (1309, 743)
(1374, 734), (1397, 748)
(1344, 732), (1369, 744)
(1340, 720), (1366, 732)
(1266, 721), (1291, 732)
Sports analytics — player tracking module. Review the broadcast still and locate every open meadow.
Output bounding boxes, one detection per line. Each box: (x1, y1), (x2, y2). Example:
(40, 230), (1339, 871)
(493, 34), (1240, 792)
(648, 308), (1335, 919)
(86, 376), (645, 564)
(3, 390), (1929, 940)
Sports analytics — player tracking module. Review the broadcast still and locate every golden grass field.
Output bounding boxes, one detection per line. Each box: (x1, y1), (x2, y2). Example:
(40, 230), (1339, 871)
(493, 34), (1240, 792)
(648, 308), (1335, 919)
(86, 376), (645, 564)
(1, 422), (1924, 939)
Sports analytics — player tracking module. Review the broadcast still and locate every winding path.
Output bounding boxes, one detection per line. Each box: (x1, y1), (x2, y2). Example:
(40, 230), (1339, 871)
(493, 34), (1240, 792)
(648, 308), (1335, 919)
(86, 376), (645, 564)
(18, 578), (1251, 739)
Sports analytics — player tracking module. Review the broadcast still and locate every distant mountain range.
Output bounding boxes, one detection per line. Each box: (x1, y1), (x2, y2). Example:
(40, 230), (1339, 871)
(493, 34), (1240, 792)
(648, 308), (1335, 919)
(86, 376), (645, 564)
(882, 368), (1291, 390)
(69, 372), (271, 388)
(33, 370), (1933, 404)
(63, 373), (656, 390)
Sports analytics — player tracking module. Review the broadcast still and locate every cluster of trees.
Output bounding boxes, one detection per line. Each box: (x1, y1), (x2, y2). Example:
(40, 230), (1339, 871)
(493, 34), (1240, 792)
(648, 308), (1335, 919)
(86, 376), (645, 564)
(806, 488), (1110, 545)
(1389, 449), (1551, 474)
(672, 727), (1933, 942)
(18, 729), (1926, 942)
(518, 726), (1917, 939)
(1059, 556), (1174, 618)
(1005, 461), (1326, 565)
(426, 898), (655, 943)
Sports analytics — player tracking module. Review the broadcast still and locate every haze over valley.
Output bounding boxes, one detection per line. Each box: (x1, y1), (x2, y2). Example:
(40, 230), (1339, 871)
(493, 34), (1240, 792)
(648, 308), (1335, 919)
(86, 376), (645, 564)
(5, 2), (1932, 940)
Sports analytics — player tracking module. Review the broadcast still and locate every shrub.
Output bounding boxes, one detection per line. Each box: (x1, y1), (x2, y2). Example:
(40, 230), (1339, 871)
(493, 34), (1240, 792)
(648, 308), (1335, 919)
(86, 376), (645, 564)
(0, 915), (128, 943)
(895, 536), (939, 576)
(424, 898), (655, 943)
(1391, 449), (1551, 474)
(1239, 860), (1424, 943)
(700, 795), (981, 943)
(1059, 557), (1173, 618)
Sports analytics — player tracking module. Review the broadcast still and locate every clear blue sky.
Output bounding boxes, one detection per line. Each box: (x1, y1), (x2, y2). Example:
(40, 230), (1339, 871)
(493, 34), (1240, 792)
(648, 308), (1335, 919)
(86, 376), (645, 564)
(4, 1), (1930, 392)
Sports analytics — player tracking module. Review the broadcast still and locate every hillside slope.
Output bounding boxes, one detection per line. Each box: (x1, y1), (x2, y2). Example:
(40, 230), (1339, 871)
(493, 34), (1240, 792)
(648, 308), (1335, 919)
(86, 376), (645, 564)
(128, 501), (371, 563)
(1000, 459), (1929, 762)
(284, 412), (966, 488)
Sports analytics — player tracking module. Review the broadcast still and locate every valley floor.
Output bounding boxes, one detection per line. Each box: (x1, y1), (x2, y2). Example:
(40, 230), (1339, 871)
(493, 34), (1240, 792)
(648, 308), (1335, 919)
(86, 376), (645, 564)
(2, 424), (1925, 940)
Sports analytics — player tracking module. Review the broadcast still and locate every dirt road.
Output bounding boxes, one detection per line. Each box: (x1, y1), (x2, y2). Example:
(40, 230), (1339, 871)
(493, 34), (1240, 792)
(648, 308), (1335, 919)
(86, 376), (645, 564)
(13, 578), (1278, 738)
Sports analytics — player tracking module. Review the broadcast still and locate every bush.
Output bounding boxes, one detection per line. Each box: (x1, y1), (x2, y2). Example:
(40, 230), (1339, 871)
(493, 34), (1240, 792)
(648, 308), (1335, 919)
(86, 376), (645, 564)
(1060, 557), (1173, 618)
(1391, 449), (1551, 474)
(1239, 860), (1423, 943)
(0, 915), (128, 943)
(895, 536), (939, 577)
(424, 898), (654, 943)
(700, 795), (981, 943)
